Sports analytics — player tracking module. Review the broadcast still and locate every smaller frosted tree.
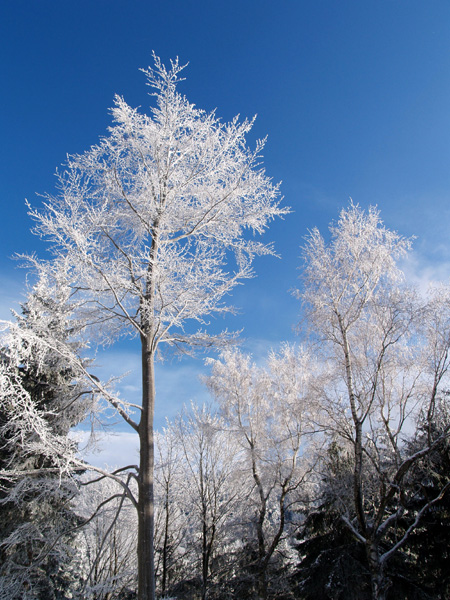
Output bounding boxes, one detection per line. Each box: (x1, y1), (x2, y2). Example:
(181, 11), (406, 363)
(170, 404), (241, 600)
(206, 344), (320, 600)
(74, 474), (138, 600)
(297, 203), (450, 600)
(153, 427), (187, 597)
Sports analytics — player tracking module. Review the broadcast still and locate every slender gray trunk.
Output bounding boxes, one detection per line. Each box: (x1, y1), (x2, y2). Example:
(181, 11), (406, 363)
(161, 482), (170, 596)
(339, 321), (366, 535)
(253, 461), (268, 600)
(367, 542), (389, 600)
(201, 510), (208, 600)
(256, 569), (268, 600)
(138, 335), (156, 600)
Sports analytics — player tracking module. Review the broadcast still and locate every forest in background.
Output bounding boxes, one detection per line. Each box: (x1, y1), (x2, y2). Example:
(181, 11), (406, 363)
(1, 57), (450, 600)
(2, 202), (449, 600)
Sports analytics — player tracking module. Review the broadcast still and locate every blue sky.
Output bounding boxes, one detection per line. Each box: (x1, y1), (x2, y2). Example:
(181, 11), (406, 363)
(2, 1), (450, 449)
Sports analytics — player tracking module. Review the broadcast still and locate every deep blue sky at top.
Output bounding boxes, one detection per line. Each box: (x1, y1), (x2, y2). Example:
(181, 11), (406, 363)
(1, 1), (450, 427)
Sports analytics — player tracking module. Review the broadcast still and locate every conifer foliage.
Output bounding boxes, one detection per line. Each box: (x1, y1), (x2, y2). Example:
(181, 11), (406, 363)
(0, 274), (93, 599)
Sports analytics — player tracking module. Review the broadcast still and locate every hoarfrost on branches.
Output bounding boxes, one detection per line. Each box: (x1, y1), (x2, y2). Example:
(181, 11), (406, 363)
(296, 203), (450, 600)
(25, 54), (287, 600)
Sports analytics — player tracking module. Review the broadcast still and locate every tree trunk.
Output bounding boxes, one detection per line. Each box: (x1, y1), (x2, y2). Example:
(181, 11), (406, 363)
(138, 336), (156, 600)
(367, 541), (390, 600)
(161, 483), (170, 596)
(201, 513), (208, 600)
(256, 567), (268, 600)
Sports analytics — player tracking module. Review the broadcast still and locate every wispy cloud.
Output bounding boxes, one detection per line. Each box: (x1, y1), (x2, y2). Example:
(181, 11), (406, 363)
(87, 346), (212, 430)
(73, 429), (139, 469)
(400, 251), (450, 296)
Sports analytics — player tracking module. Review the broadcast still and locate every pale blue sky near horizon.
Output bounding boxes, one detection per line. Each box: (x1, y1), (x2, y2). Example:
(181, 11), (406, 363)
(1, 1), (450, 445)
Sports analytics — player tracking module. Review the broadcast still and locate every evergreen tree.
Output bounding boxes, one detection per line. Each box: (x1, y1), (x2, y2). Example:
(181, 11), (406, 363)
(0, 273), (92, 599)
(295, 416), (450, 600)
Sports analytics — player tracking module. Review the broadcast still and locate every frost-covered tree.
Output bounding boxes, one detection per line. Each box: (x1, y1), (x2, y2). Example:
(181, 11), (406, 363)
(297, 203), (450, 600)
(396, 400), (450, 599)
(153, 427), (188, 596)
(0, 272), (94, 599)
(206, 345), (319, 600)
(27, 55), (286, 600)
(170, 404), (241, 600)
(74, 474), (138, 600)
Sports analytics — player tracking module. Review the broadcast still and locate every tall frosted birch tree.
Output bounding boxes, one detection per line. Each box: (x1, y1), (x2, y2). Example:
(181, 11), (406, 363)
(28, 55), (286, 600)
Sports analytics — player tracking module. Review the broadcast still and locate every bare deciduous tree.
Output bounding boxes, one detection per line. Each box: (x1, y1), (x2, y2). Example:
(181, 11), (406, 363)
(206, 345), (319, 600)
(75, 474), (138, 600)
(297, 203), (450, 600)
(153, 428), (186, 597)
(171, 404), (241, 600)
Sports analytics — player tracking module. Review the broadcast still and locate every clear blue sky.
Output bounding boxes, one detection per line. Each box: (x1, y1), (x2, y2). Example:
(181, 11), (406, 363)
(1, 1), (450, 435)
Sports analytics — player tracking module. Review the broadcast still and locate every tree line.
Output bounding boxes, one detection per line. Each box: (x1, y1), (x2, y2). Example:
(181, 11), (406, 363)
(1, 56), (449, 600)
